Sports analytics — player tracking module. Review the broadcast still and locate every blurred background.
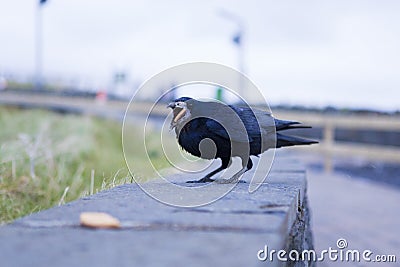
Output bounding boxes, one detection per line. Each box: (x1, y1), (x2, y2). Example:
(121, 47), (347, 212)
(1, 0), (399, 264)
(1, 0), (400, 110)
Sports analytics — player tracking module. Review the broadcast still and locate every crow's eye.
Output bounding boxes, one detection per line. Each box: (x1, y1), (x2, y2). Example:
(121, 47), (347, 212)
(175, 102), (185, 108)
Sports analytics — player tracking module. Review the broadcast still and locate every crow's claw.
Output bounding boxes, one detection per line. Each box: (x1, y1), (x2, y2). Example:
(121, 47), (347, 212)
(186, 177), (215, 183)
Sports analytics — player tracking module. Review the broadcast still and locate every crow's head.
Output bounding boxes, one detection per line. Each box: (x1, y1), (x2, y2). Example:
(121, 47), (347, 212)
(168, 97), (193, 130)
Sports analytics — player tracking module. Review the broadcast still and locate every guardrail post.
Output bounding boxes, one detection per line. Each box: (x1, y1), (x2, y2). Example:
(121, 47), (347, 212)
(323, 122), (334, 173)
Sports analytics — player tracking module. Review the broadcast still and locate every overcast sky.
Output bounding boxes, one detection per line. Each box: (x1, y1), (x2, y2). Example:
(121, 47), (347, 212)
(1, 0), (399, 111)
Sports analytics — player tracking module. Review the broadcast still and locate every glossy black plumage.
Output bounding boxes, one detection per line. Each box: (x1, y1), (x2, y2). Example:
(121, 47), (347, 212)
(169, 97), (318, 183)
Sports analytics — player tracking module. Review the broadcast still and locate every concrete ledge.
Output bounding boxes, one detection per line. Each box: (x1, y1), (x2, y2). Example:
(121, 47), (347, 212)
(0, 154), (313, 267)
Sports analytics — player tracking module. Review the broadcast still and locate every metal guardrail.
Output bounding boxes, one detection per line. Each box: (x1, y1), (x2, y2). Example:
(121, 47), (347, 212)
(274, 111), (400, 172)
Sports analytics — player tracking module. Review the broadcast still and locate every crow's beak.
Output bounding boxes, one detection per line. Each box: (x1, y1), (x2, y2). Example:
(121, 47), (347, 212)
(174, 108), (186, 123)
(167, 102), (175, 109)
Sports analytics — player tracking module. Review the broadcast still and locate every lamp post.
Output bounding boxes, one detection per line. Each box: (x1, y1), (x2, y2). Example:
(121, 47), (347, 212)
(35, 0), (47, 90)
(218, 9), (246, 100)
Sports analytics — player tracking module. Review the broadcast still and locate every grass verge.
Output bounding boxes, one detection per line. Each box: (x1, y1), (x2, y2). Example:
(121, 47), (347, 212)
(0, 107), (172, 224)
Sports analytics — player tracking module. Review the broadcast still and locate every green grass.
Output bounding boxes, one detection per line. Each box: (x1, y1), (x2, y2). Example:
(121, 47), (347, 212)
(0, 107), (174, 224)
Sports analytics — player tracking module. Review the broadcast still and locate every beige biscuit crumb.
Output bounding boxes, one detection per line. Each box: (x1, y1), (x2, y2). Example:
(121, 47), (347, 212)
(80, 212), (121, 229)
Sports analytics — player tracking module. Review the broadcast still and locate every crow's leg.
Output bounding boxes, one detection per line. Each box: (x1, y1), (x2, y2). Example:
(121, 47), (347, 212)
(186, 158), (230, 183)
(215, 158), (253, 184)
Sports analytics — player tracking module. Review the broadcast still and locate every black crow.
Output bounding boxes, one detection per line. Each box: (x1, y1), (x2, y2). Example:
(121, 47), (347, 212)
(168, 97), (318, 183)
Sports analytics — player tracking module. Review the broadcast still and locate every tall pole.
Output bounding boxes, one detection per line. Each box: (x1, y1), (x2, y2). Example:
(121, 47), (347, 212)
(236, 24), (245, 100)
(35, 1), (44, 90)
(218, 9), (245, 100)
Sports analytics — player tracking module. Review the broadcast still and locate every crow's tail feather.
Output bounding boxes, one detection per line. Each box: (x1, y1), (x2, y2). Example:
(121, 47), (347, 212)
(279, 125), (312, 131)
(274, 119), (311, 131)
(276, 133), (318, 148)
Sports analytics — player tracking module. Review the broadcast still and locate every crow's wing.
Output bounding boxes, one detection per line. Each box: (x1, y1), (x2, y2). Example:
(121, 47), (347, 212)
(193, 101), (276, 143)
(230, 106), (276, 135)
(204, 119), (253, 143)
(191, 101), (253, 143)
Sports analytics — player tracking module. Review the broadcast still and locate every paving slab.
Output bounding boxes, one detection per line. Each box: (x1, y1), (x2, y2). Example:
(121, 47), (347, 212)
(307, 170), (400, 267)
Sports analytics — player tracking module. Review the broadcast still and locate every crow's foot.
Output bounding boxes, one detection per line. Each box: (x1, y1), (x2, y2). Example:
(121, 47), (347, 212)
(186, 177), (215, 183)
(214, 166), (248, 184)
